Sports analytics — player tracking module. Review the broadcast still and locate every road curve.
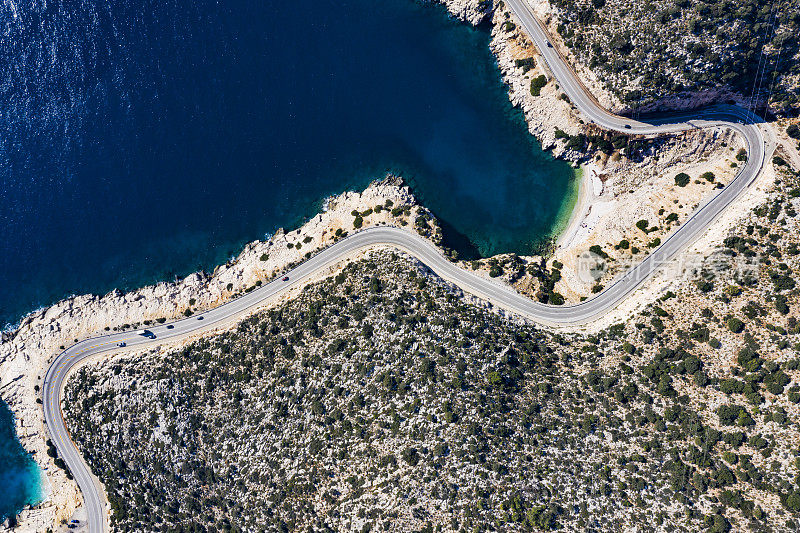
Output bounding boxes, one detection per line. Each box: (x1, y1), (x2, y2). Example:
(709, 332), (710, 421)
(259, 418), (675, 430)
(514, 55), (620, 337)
(43, 3), (768, 532)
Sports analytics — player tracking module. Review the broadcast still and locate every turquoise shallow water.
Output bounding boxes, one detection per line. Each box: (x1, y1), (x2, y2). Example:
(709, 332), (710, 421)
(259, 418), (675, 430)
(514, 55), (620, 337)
(0, 401), (44, 521)
(0, 0), (577, 515)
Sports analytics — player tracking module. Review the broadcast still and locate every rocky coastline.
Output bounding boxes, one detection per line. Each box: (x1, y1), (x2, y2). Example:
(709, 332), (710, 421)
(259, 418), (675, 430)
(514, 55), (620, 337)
(0, 1), (786, 530)
(0, 177), (425, 531)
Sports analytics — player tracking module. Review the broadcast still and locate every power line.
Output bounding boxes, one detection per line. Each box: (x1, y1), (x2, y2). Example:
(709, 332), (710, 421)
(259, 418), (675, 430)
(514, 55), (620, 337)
(764, 0), (789, 114)
(746, 0), (778, 118)
(752, 4), (780, 115)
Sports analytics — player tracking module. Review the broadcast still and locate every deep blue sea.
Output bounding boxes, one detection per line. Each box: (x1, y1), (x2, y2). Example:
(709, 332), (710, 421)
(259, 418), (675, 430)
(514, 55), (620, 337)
(0, 0), (576, 517)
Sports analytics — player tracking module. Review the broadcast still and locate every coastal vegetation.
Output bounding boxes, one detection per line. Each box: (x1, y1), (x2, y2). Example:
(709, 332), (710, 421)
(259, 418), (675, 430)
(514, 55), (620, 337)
(63, 157), (800, 531)
(548, 0), (800, 113)
(529, 74), (548, 97)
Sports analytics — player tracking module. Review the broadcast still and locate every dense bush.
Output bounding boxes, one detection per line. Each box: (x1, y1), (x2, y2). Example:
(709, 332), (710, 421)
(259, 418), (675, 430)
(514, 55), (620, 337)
(727, 317), (744, 333)
(530, 74), (548, 96)
(674, 173), (690, 187)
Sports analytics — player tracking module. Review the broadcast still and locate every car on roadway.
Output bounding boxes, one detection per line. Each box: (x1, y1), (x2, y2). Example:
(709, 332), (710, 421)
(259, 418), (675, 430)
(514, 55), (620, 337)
(624, 124), (631, 129)
(117, 342), (126, 347)
(197, 316), (204, 320)
(138, 329), (156, 339)
(282, 276), (289, 281)
(166, 324), (174, 329)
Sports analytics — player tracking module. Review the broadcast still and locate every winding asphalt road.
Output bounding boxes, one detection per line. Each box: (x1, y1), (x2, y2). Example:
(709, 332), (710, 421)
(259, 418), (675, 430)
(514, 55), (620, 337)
(43, 2), (769, 531)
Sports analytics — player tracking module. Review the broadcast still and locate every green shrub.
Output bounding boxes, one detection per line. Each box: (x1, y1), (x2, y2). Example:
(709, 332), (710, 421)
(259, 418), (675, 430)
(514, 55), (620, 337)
(514, 57), (536, 72)
(727, 317), (744, 333)
(700, 171), (715, 183)
(716, 404), (744, 425)
(588, 245), (608, 259)
(720, 379), (744, 394)
(565, 134), (586, 150)
(787, 123), (800, 140)
(695, 280), (713, 293)
(635, 219), (649, 232)
(674, 173), (690, 187)
(530, 74), (548, 96)
(786, 491), (800, 512)
(622, 342), (635, 354)
(401, 447), (419, 466)
(772, 274), (796, 291)
(775, 295), (790, 315)
(353, 216), (364, 229)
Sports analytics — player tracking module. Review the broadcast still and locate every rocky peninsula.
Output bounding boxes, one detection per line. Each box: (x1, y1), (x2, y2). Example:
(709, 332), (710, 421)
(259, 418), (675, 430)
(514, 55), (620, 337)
(0, 177), (431, 530)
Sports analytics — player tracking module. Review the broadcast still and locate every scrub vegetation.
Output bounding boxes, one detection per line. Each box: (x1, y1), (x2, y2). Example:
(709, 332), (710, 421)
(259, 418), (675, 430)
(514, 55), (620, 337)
(548, 0), (800, 114)
(63, 156), (800, 533)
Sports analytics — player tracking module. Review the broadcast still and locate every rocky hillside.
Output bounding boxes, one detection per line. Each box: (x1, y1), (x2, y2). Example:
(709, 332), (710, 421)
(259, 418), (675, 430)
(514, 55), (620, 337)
(63, 157), (800, 533)
(544, 0), (800, 114)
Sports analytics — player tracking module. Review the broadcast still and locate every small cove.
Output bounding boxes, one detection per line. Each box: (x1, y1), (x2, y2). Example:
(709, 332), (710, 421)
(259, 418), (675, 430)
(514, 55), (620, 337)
(0, 0), (578, 329)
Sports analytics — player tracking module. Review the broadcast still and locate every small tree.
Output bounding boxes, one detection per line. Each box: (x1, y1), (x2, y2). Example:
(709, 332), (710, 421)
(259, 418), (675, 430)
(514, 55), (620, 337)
(727, 317), (744, 333)
(530, 75), (548, 96)
(401, 447), (419, 466)
(674, 173), (690, 187)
